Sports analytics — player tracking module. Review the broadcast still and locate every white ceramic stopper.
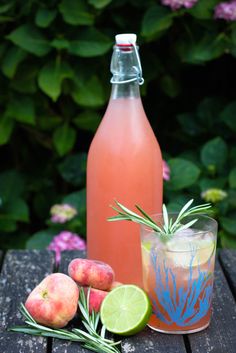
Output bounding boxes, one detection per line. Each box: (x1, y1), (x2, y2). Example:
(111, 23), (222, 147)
(115, 33), (137, 45)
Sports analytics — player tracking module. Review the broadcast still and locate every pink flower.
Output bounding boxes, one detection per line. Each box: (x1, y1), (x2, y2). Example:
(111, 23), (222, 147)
(50, 204), (77, 224)
(163, 160), (170, 181)
(161, 0), (198, 10)
(214, 1), (236, 21)
(47, 231), (86, 264)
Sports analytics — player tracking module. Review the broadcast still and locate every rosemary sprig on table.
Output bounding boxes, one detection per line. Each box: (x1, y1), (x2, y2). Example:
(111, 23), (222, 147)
(9, 288), (121, 353)
(108, 199), (211, 240)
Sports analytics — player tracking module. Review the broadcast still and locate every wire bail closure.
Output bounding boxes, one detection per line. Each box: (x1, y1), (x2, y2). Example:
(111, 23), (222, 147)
(110, 42), (144, 86)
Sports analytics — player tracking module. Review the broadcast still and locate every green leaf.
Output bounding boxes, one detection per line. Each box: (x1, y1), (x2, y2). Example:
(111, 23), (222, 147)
(160, 75), (180, 98)
(4, 198), (29, 222)
(166, 158), (201, 191)
(0, 43), (6, 58)
(188, 0), (219, 19)
(38, 116), (62, 131)
(199, 177), (227, 191)
(59, 0), (94, 26)
(228, 190), (236, 208)
(6, 96), (35, 125)
(177, 113), (205, 136)
(0, 218), (17, 232)
(2, 47), (27, 78)
(177, 32), (227, 64)
(88, 0), (112, 9)
(7, 24), (51, 57)
(230, 146), (236, 165)
(220, 101), (236, 132)
(230, 27), (236, 57)
(35, 8), (57, 28)
(72, 75), (106, 107)
(167, 195), (191, 213)
(229, 168), (236, 189)
(0, 2), (14, 14)
(201, 137), (228, 172)
(69, 28), (112, 57)
(63, 189), (86, 214)
(73, 110), (101, 132)
(0, 115), (14, 145)
(0, 170), (25, 203)
(10, 63), (37, 94)
(58, 153), (87, 186)
(141, 5), (173, 38)
(197, 97), (224, 128)
(220, 231), (236, 249)
(38, 60), (73, 101)
(53, 124), (77, 156)
(0, 15), (13, 23)
(51, 38), (70, 50)
(220, 217), (236, 235)
(26, 229), (56, 249)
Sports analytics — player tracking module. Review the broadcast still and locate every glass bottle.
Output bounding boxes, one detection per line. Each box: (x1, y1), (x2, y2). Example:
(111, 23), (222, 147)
(87, 34), (163, 286)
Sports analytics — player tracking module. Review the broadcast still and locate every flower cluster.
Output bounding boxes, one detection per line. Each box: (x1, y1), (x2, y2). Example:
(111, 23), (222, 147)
(48, 231), (86, 264)
(214, 1), (236, 21)
(161, 0), (198, 10)
(201, 188), (228, 203)
(163, 160), (170, 181)
(50, 204), (77, 224)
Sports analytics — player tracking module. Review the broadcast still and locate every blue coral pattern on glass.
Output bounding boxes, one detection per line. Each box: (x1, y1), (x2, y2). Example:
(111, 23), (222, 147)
(150, 250), (213, 326)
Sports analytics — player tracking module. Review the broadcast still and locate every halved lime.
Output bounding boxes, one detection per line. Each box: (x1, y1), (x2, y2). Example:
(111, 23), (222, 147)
(100, 284), (152, 336)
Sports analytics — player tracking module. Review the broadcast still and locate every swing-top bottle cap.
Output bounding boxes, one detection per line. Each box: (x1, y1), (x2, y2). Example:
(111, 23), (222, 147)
(115, 33), (137, 46)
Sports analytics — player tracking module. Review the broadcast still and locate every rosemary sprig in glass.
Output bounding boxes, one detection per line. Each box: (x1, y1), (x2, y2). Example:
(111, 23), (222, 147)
(108, 199), (211, 241)
(9, 288), (121, 353)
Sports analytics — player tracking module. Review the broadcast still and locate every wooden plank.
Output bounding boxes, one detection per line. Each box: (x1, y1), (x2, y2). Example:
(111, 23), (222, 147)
(121, 327), (187, 353)
(187, 259), (236, 353)
(219, 249), (236, 298)
(51, 250), (90, 353)
(0, 250), (54, 353)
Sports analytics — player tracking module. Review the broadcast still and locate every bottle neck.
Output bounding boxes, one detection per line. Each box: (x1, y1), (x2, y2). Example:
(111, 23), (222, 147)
(111, 81), (140, 99)
(110, 44), (143, 99)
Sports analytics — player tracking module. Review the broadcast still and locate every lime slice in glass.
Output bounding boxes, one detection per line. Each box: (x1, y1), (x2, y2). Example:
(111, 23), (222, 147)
(166, 234), (215, 267)
(100, 284), (152, 336)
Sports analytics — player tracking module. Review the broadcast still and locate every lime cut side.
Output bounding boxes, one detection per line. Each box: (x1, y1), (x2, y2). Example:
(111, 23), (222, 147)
(100, 284), (152, 336)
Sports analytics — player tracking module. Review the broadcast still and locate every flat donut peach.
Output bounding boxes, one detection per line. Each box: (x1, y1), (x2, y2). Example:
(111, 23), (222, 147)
(68, 258), (114, 291)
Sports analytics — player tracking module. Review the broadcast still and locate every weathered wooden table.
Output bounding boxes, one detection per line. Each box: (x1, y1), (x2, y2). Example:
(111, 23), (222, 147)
(0, 249), (235, 353)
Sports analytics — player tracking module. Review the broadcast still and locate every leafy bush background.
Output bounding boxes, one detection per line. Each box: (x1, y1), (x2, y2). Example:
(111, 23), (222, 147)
(0, 0), (236, 249)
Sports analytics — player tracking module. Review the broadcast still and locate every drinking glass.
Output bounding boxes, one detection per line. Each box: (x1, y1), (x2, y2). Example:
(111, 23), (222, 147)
(141, 214), (217, 334)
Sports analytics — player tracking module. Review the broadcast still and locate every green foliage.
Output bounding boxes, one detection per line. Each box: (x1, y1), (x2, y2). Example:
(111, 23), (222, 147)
(0, 115), (14, 145)
(166, 159), (201, 191)
(141, 5), (174, 38)
(35, 8), (57, 28)
(38, 60), (73, 101)
(26, 229), (57, 249)
(6, 96), (36, 125)
(58, 153), (87, 186)
(165, 94), (236, 248)
(0, 0), (236, 249)
(7, 24), (51, 56)
(201, 137), (228, 172)
(0, 171), (29, 234)
(53, 124), (77, 156)
(72, 76), (106, 107)
(68, 28), (112, 57)
(59, 0), (94, 25)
